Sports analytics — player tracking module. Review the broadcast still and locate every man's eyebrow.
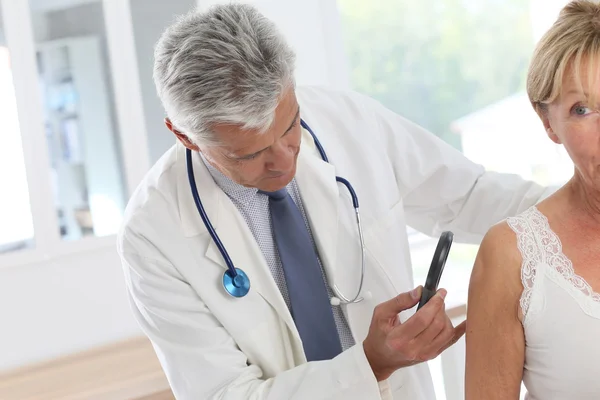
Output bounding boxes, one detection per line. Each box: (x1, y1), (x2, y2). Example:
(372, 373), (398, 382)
(284, 107), (301, 134)
(235, 106), (301, 159)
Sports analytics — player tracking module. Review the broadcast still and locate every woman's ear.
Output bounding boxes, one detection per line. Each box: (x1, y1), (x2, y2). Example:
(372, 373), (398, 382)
(545, 126), (561, 145)
(165, 118), (200, 151)
(536, 104), (561, 145)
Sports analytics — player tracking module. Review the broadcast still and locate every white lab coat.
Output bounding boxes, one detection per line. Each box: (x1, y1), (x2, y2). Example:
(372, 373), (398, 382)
(117, 86), (551, 399)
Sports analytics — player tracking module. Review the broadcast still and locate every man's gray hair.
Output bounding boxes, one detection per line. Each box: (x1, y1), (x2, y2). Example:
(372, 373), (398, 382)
(153, 3), (296, 145)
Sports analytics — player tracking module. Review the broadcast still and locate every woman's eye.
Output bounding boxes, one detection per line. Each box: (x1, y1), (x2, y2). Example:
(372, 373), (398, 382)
(572, 105), (592, 115)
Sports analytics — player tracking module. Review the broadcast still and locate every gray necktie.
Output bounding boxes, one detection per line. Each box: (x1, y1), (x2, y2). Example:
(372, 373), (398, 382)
(260, 188), (343, 361)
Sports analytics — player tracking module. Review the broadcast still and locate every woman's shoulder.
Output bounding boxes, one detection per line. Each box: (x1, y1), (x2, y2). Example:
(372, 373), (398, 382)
(468, 218), (527, 317)
(478, 218), (523, 271)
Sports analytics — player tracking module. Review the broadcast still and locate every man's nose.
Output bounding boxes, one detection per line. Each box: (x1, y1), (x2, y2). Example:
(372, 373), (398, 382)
(267, 140), (295, 171)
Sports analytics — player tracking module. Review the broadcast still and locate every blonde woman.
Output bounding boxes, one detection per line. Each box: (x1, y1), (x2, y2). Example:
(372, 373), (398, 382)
(465, 1), (600, 398)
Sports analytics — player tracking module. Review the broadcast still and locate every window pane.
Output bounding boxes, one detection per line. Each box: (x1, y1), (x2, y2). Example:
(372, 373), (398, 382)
(30, 0), (126, 240)
(128, 0), (197, 164)
(338, 0), (573, 306)
(0, 12), (35, 254)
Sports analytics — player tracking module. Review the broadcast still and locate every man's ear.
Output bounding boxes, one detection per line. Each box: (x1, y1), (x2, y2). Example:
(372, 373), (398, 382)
(165, 118), (200, 151)
(535, 105), (561, 145)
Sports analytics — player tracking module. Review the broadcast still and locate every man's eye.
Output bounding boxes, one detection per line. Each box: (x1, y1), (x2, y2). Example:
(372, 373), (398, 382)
(240, 153), (259, 161)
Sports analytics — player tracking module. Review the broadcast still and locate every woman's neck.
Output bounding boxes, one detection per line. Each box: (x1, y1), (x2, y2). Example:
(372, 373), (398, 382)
(566, 175), (600, 227)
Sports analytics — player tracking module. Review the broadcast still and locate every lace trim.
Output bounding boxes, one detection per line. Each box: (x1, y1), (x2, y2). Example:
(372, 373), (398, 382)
(530, 207), (600, 303)
(508, 207), (600, 321)
(507, 208), (540, 319)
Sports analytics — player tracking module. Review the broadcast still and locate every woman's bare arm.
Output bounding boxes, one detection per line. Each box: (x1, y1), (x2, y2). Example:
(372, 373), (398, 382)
(465, 222), (526, 400)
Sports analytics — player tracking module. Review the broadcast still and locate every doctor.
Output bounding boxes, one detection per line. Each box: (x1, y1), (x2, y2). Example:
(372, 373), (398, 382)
(117, 3), (552, 399)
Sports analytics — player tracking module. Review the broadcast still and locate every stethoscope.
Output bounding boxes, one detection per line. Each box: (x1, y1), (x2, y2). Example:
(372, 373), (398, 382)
(186, 119), (367, 305)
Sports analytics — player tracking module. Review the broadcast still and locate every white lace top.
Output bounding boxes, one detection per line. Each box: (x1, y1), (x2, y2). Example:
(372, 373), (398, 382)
(507, 207), (600, 399)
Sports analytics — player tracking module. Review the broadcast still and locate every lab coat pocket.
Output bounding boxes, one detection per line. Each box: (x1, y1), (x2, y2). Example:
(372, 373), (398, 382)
(240, 319), (295, 378)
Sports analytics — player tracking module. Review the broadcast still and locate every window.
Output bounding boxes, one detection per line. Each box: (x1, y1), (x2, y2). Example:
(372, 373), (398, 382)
(29, 0), (127, 241)
(128, 0), (197, 164)
(0, 42), (35, 254)
(0, 0), (148, 260)
(338, 0), (572, 308)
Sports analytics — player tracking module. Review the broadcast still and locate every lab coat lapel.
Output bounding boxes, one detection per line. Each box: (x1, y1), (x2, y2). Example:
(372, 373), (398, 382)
(203, 197), (301, 343)
(175, 144), (300, 345)
(295, 132), (340, 284)
(295, 130), (376, 346)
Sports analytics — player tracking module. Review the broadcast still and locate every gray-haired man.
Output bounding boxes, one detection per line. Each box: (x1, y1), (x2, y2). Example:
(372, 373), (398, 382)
(118, 3), (552, 399)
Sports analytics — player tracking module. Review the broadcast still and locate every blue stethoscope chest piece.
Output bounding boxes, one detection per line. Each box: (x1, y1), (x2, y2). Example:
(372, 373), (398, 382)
(223, 268), (250, 297)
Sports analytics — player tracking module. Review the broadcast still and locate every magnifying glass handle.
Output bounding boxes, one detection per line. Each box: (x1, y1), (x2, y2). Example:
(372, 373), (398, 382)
(417, 287), (437, 310)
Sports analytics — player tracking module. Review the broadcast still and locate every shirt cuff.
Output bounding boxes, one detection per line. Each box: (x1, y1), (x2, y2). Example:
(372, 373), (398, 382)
(347, 343), (391, 399)
(378, 380), (393, 399)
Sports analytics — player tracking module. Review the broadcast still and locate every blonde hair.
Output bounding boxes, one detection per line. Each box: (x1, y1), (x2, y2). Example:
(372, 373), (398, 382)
(527, 0), (600, 112)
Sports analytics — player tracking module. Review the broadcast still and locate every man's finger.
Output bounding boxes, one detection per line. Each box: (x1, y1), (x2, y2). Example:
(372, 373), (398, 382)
(412, 309), (448, 347)
(415, 317), (466, 361)
(440, 319), (467, 352)
(397, 290), (446, 339)
(375, 286), (422, 319)
(453, 319), (467, 341)
(417, 316), (455, 358)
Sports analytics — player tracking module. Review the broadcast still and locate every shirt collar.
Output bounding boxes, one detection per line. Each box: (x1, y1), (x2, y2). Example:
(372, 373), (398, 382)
(199, 153), (259, 206)
(200, 152), (302, 207)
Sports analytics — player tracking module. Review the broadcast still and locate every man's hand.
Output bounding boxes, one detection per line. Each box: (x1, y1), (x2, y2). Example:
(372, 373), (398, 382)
(363, 286), (466, 381)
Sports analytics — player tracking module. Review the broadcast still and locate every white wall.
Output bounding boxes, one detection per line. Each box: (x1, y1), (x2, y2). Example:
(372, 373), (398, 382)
(0, 7), (4, 45)
(0, 245), (140, 371)
(0, 0), (347, 372)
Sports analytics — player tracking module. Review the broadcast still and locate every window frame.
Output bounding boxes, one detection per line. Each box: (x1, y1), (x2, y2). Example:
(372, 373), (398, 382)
(0, 0), (149, 268)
